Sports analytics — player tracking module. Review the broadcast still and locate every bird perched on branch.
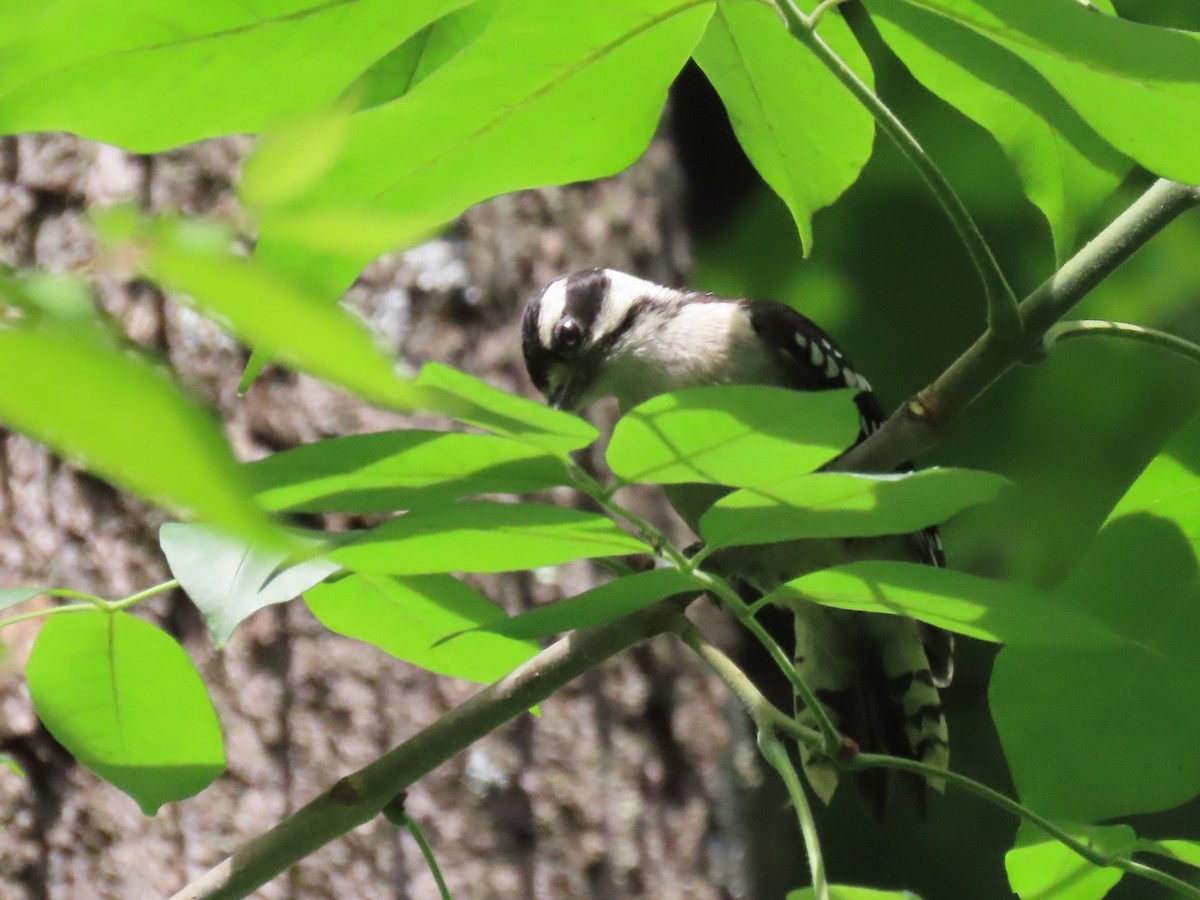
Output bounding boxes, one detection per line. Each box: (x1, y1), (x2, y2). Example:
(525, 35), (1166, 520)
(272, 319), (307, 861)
(521, 268), (951, 816)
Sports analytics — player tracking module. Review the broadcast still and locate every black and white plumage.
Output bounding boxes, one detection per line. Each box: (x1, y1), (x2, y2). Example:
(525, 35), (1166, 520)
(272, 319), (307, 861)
(523, 268), (951, 814)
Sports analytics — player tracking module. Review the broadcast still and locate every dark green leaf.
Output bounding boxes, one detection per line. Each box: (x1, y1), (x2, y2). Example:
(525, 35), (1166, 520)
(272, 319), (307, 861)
(0, 317), (279, 546)
(776, 561), (1120, 647)
(415, 363), (598, 457)
(305, 573), (537, 683)
(246, 429), (571, 513)
(694, 0), (874, 253)
(254, 0), (714, 300)
(26, 611), (224, 814)
(1005, 821), (1133, 900)
(888, 0), (1200, 182)
(607, 385), (861, 487)
(0, 0), (472, 151)
(869, 0), (1129, 260)
(0, 588), (41, 613)
(701, 467), (1008, 548)
(458, 569), (702, 641)
(159, 524), (338, 647)
(331, 502), (648, 575)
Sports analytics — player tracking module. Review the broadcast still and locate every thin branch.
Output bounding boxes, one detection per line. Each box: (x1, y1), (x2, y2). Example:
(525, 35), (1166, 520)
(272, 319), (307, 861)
(0, 602), (96, 631)
(760, 730), (829, 900)
(171, 598), (689, 900)
(808, 0), (851, 28)
(776, 0), (1023, 340)
(836, 179), (1200, 474)
(1043, 319), (1200, 365)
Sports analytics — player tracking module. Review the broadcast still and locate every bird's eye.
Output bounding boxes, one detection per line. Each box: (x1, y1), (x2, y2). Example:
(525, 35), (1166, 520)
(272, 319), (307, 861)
(554, 317), (584, 354)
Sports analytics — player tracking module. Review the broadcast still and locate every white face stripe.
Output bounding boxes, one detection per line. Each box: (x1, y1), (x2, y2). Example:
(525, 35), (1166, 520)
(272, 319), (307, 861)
(538, 269), (677, 349)
(537, 278), (568, 348)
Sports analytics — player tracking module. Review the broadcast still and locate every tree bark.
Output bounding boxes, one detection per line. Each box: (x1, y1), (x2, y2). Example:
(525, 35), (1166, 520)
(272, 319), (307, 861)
(0, 131), (744, 899)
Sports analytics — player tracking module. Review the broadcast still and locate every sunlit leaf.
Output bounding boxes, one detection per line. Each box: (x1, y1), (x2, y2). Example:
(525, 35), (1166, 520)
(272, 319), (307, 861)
(607, 385), (860, 487)
(26, 611), (224, 814)
(701, 467), (1008, 548)
(1137, 839), (1200, 870)
(0, 0), (473, 151)
(776, 561), (1120, 647)
(694, 0), (874, 253)
(880, 0), (1200, 182)
(305, 573), (537, 683)
(869, 0), (1128, 260)
(331, 502), (648, 575)
(1005, 821), (1133, 900)
(160, 524), (339, 647)
(246, 429), (569, 513)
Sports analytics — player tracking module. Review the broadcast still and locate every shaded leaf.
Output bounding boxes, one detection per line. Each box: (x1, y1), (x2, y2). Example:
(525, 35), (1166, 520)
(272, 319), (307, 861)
(456, 569), (702, 642)
(160, 524), (339, 647)
(607, 385), (861, 487)
(246, 429), (570, 513)
(331, 502), (648, 575)
(416, 363), (598, 457)
(701, 467), (1008, 548)
(0, 588), (42, 613)
(305, 573), (537, 683)
(1137, 839), (1200, 870)
(694, 0), (875, 253)
(26, 611), (224, 814)
(1005, 821), (1133, 899)
(0, 0), (472, 151)
(777, 561), (1120, 647)
(788, 887), (921, 899)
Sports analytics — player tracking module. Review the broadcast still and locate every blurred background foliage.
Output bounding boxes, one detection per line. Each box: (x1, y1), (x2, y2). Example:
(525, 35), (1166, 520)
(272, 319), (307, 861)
(671, 1), (1200, 894)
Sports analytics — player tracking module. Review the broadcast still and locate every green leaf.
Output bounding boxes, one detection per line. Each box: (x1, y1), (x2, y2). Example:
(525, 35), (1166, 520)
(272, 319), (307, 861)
(694, 0), (874, 253)
(1137, 839), (1200, 870)
(884, 0), (1200, 183)
(25, 611), (224, 814)
(0, 0), (473, 151)
(607, 385), (861, 487)
(700, 467), (1008, 548)
(133, 215), (416, 409)
(0, 753), (24, 778)
(159, 524), (339, 647)
(0, 318), (278, 546)
(457, 569), (702, 642)
(788, 887), (920, 899)
(240, 107), (353, 208)
(775, 561), (1121, 647)
(1005, 821), (1133, 899)
(990, 415), (1200, 822)
(255, 0), (714, 300)
(305, 573), (537, 683)
(246, 429), (571, 513)
(331, 502), (648, 575)
(344, 0), (500, 110)
(868, 0), (1129, 261)
(0, 588), (42, 612)
(415, 363), (598, 457)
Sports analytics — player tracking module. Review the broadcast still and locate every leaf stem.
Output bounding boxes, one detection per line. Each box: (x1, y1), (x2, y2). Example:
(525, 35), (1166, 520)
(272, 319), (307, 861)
(402, 816), (452, 900)
(807, 0), (851, 28)
(0, 602), (97, 631)
(775, 0), (1022, 340)
(760, 730), (829, 900)
(108, 578), (179, 611)
(1042, 319), (1200, 365)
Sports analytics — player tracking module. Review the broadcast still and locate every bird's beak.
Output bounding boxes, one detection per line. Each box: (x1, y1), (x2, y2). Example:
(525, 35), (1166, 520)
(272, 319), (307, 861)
(548, 371), (585, 411)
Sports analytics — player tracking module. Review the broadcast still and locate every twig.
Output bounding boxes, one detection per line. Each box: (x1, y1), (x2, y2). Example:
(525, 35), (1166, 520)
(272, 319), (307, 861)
(760, 730), (829, 900)
(776, 0), (1022, 340)
(1042, 319), (1200, 365)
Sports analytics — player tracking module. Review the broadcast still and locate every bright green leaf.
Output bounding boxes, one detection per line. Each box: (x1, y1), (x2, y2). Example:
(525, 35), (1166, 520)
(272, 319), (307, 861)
(457, 569), (703, 642)
(137, 216), (416, 409)
(255, 0), (714, 299)
(788, 887), (921, 899)
(1137, 839), (1200, 870)
(331, 502), (648, 575)
(886, 0), (1200, 183)
(241, 107), (353, 208)
(0, 319), (278, 546)
(701, 467), (1008, 548)
(26, 611), (225, 814)
(694, 0), (875, 253)
(991, 416), (1200, 822)
(246, 429), (570, 513)
(344, 0), (500, 110)
(1005, 821), (1133, 899)
(0, 588), (42, 612)
(869, 0), (1129, 260)
(305, 573), (537, 683)
(0, 754), (24, 778)
(416, 363), (598, 457)
(777, 561), (1121, 646)
(0, 0), (473, 151)
(607, 385), (861, 487)
(159, 524), (339, 647)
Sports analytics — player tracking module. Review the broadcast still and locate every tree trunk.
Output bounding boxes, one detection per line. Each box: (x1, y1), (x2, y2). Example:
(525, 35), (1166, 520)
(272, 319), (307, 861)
(0, 131), (746, 899)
